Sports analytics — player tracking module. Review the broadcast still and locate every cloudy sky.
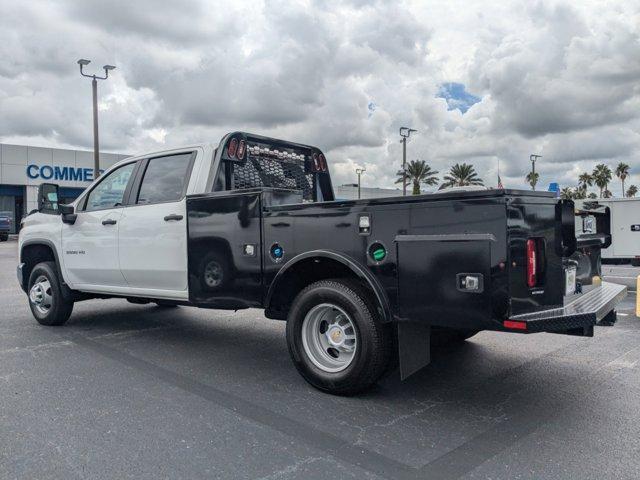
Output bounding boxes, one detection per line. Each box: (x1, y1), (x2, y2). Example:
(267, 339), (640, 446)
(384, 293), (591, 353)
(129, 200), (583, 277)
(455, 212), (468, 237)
(1, 0), (639, 194)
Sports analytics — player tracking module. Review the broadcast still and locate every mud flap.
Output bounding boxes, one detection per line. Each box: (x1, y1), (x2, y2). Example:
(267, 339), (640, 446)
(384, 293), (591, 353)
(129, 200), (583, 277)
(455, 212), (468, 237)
(397, 322), (431, 380)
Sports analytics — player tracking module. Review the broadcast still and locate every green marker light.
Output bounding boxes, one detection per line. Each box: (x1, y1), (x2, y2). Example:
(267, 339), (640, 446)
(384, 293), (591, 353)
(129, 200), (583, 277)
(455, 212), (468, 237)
(372, 248), (386, 261)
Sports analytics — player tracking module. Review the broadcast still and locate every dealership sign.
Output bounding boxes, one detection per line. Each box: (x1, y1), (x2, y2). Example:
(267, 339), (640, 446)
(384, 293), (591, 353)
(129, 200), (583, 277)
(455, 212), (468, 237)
(26, 164), (104, 183)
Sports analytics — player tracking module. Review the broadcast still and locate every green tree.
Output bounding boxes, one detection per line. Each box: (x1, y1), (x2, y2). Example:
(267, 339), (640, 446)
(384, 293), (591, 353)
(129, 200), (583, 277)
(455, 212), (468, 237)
(592, 164), (612, 198)
(395, 160), (439, 195)
(587, 192), (598, 199)
(626, 185), (638, 198)
(578, 172), (592, 197)
(615, 162), (630, 198)
(525, 171), (539, 190)
(560, 187), (575, 200)
(442, 163), (483, 188)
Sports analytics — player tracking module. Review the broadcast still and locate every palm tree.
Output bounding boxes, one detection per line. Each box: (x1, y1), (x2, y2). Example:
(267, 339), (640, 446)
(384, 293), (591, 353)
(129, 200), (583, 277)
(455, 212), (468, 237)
(395, 160), (439, 195)
(592, 164), (612, 198)
(525, 171), (539, 190)
(560, 187), (575, 200)
(627, 185), (638, 198)
(578, 172), (592, 197)
(587, 192), (598, 199)
(442, 163), (483, 188)
(615, 162), (630, 198)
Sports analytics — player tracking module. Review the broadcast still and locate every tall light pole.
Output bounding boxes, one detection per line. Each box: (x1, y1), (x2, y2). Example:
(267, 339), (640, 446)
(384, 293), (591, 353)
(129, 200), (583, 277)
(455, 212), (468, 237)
(77, 59), (116, 179)
(355, 167), (366, 199)
(529, 154), (542, 191)
(399, 127), (417, 196)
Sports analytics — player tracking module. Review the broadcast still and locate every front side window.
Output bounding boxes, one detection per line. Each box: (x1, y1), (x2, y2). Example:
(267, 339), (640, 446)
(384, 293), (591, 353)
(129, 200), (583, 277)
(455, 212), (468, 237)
(85, 163), (135, 212)
(137, 153), (193, 204)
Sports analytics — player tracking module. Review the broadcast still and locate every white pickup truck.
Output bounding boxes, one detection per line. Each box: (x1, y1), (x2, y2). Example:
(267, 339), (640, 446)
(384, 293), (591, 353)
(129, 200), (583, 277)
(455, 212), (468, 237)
(18, 131), (625, 395)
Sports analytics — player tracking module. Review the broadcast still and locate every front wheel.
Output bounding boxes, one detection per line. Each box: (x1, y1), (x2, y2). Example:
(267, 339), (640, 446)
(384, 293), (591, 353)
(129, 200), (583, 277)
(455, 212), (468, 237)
(27, 261), (74, 326)
(286, 279), (392, 395)
(0, 234), (8, 242)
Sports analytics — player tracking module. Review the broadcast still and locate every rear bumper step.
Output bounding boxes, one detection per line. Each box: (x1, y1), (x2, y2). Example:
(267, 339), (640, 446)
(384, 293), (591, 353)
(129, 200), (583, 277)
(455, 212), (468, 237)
(507, 281), (627, 333)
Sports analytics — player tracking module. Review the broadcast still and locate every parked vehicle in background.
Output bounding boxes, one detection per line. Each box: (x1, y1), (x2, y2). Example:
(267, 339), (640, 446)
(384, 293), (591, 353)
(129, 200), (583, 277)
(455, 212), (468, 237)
(17, 132), (626, 395)
(0, 211), (12, 241)
(575, 198), (640, 266)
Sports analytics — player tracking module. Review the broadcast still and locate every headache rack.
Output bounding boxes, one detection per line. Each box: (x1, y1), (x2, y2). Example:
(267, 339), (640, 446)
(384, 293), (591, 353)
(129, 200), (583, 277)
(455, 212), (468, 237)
(233, 148), (316, 201)
(216, 131), (334, 203)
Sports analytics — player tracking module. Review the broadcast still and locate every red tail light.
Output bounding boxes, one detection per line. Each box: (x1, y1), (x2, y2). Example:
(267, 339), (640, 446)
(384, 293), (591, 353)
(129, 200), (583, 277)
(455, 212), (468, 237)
(504, 320), (527, 330)
(227, 138), (238, 158)
(236, 140), (246, 160)
(526, 238), (537, 287)
(312, 153), (320, 171)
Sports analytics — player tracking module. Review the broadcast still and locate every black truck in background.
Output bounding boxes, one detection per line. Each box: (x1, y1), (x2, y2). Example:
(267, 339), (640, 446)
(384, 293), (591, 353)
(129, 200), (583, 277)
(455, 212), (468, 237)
(185, 132), (625, 394)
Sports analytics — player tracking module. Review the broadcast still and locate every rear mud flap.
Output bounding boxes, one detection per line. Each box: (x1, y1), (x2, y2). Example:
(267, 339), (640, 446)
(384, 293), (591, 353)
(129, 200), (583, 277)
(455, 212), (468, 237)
(397, 322), (431, 380)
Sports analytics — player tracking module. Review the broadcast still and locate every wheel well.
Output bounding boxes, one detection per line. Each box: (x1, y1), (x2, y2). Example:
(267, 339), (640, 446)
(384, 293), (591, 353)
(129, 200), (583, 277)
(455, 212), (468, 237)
(265, 257), (382, 321)
(20, 243), (56, 291)
(189, 237), (233, 272)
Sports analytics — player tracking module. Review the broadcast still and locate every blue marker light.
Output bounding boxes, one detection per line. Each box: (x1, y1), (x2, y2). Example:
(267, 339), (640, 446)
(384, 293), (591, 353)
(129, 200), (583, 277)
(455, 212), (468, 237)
(270, 243), (284, 262)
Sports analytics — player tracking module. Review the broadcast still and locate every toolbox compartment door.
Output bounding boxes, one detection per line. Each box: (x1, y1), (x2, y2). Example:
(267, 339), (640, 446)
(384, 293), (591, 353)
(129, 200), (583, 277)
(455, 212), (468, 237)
(396, 234), (494, 329)
(187, 191), (263, 308)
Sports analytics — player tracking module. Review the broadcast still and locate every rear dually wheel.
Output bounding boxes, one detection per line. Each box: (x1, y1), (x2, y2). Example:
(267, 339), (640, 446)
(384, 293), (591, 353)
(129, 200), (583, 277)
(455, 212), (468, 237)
(286, 279), (392, 395)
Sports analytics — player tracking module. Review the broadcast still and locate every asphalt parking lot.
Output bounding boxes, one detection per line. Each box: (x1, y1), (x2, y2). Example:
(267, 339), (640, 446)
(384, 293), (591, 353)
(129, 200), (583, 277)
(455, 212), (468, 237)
(2, 238), (640, 480)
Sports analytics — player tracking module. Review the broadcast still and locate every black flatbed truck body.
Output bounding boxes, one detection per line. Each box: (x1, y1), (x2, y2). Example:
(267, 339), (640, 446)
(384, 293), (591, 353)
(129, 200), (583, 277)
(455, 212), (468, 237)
(186, 187), (624, 332)
(184, 132), (625, 383)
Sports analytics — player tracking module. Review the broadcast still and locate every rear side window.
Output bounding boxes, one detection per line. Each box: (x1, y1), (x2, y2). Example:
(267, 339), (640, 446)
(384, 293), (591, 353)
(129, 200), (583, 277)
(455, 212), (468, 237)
(137, 153), (193, 204)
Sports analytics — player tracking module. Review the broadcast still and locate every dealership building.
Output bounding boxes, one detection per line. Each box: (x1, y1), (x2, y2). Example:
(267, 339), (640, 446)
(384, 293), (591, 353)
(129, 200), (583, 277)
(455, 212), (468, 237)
(0, 143), (129, 233)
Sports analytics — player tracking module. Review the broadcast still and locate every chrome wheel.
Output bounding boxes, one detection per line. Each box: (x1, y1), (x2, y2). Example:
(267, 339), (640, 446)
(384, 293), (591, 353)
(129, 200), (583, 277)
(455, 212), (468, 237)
(29, 275), (53, 315)
(301, 303), (357, 373)
(203, 261), (223, 288)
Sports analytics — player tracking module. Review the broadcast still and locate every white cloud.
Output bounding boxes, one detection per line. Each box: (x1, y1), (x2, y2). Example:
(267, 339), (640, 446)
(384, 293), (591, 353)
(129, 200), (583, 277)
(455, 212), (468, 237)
(0, 0), (638, 196)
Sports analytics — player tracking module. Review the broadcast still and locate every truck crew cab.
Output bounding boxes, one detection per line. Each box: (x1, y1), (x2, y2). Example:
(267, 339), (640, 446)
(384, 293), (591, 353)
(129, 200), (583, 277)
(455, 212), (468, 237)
(18, 132), (626, 395)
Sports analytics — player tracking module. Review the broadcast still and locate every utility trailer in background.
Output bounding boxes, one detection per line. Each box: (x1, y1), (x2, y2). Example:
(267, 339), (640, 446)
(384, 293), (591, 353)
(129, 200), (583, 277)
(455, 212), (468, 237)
(575, 198), (640, 266)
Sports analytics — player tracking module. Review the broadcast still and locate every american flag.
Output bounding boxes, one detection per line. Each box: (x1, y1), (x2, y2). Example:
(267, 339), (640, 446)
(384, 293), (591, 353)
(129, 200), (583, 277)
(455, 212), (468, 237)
(497, 175), (504, 189)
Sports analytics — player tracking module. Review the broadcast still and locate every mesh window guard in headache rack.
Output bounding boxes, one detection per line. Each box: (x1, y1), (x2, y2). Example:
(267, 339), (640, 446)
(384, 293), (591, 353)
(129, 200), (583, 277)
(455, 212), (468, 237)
(232, 152), (316, 201)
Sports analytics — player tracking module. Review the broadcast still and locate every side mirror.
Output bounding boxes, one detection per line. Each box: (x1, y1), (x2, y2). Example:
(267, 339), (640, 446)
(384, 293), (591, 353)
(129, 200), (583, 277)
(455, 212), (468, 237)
(59, 204), (77, 225)
(37, 183), (60, 214)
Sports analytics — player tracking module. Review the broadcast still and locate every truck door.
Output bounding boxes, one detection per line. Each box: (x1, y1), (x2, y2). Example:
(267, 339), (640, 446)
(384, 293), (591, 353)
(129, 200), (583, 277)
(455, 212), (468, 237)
(61, 162), (137, 287)
(117, 152), (195, 295)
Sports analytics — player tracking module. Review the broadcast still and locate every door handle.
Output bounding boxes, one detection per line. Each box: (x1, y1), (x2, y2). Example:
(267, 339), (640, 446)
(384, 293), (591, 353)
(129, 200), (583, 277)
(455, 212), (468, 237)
(164, 214), (183, 222)
(102, 219), (117, 226)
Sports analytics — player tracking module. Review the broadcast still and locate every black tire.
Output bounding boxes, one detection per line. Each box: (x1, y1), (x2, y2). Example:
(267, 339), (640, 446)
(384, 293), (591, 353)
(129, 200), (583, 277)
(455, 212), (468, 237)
(631, 258), (640, 267)
(0, 234), (8, 242)
(431, 327), (478, 347)
(199, 251), (230, 291)
(286, 279), (392, 395)
(27, 261), (73, 326)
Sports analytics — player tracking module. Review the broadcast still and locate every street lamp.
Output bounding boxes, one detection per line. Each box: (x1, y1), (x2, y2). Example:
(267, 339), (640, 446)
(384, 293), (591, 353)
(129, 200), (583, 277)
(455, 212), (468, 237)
(529, 154), (542, 191)
(77, 59), (116, 179)
(399, 127), (417, 196)
(355, 167), (366, 199)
